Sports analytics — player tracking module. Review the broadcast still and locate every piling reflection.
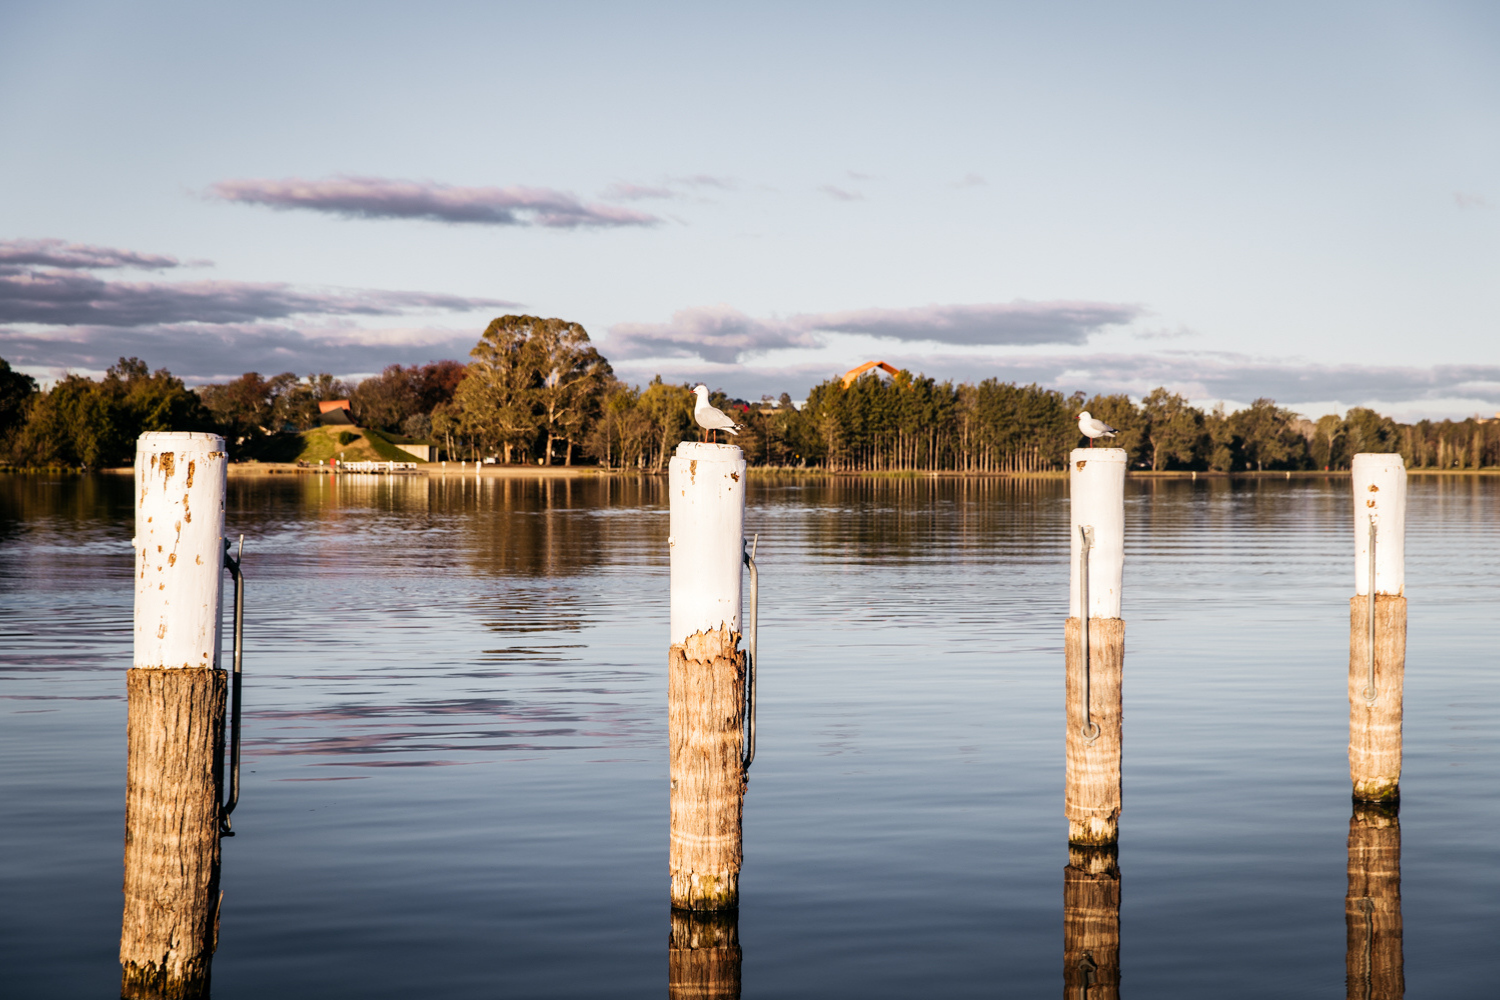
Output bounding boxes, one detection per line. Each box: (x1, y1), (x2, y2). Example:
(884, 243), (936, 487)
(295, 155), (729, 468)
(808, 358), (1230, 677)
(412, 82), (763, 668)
(669, 909), (741, 999)
(1346, 801), (1403, 999)
(1064, 845), (1119, 1000)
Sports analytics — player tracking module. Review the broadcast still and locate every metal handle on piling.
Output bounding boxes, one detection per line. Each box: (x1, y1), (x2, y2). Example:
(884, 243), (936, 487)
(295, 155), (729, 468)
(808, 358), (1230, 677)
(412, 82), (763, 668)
(742, 534), (758, 771)
(220, 535), (244, 835)
(1365, 517), (1377, 706)
(1078, 525), (1100, 744)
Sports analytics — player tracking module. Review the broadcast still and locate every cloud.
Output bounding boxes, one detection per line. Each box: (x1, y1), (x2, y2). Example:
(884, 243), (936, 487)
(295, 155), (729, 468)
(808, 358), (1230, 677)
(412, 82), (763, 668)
(601, 181), (678, 201)
(817, 184), (865, 202)
(0, 321), (486, 382)
(952, 173), (987, 188)
(797, 302), (1140, 347)
(607, 300), (1141, 364)
(1454, 191), (1490, 210)
(608, 306), (820, 364)
(0, 267), (511, 327)
(210, 175), (661, 228)
(0, 238), (515, 379)
(671, 174), (739, 190)
(0, 238), (183, 272)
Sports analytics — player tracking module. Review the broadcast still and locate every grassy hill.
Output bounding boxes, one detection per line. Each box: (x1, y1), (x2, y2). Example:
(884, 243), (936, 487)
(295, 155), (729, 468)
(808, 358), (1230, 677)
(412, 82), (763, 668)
(293, 426), (429, 464)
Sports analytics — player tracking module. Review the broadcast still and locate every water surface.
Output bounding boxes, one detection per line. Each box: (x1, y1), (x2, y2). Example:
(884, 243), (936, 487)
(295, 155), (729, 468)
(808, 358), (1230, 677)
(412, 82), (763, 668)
(1, 472), (1497, 997)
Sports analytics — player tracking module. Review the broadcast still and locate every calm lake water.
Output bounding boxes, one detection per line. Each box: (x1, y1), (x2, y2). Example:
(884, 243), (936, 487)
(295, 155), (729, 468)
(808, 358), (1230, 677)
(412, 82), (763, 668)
(2, 471), (1497, 998)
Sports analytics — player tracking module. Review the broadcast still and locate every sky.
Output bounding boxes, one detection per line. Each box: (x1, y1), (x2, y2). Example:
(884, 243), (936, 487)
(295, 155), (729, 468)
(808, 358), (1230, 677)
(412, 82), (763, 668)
(1, 0), (1497, 419)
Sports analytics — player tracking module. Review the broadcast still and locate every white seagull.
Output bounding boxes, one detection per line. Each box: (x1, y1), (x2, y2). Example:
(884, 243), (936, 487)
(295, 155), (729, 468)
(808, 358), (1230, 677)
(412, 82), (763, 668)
(1077, 410), (1117, 447)
(692, 384), (742, 443)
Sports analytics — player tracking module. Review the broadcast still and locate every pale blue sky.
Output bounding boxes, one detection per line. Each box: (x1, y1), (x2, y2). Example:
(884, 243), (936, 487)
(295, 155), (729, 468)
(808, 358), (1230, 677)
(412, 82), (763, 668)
(2, 1), (1497, 418)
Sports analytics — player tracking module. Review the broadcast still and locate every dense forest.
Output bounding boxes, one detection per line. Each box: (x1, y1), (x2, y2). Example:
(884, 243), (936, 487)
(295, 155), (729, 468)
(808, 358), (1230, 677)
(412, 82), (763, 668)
(2, 315), (1497, 472)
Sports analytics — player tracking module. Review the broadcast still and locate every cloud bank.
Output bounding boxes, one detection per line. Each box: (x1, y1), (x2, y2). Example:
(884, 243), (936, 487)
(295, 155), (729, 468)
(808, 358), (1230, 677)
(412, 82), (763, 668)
(211, 176), (660, 229)
(1, 322), (485, 382)
(1, 238), (514, 379)
(0, 268), (510, 327)
(607, 300), (1143, 363)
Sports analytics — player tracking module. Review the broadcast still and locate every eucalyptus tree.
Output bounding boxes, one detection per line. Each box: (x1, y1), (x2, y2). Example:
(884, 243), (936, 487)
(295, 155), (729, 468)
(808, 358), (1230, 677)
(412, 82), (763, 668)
(454, 315), (547, 462)
(1141, 387), (1206, 470)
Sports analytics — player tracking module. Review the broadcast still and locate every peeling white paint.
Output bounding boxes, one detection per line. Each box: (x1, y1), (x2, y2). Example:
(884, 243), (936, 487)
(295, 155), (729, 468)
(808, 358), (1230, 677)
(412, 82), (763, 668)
(134, 432), (227, 670)
(668, 442), (746, 646)
(1352, 453), (1406, 596)
(1069, 447), (1125, 619)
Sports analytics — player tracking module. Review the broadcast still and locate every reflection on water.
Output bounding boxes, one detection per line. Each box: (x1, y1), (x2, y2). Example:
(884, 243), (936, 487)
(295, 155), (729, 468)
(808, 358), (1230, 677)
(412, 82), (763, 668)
(1346, 802), (1403, 999)
(669, 910), (740, 999)
(1064, 846), (1120, 1000)
(2, 471), (1498, 998)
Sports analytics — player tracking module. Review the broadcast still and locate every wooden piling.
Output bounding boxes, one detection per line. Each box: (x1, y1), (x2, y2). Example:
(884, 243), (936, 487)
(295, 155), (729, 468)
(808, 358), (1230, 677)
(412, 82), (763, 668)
(1066, 448), (1126, 847)
(122, 432), (228, 1000)
(1349, 454), (1406, 803)
(1065, 618), (1124, 845)
(1064, 845), (1120, 1000)
(1345, 802), (1403, 999)
(669, 909), (742, 999)
(668, 442), (747, 911)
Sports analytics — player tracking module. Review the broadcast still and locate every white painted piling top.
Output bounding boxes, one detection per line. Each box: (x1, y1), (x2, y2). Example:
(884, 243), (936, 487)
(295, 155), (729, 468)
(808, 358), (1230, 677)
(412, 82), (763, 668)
(668, 441), (746, 645)
(1351, 453), (1405, 596)
(1068, 447), (1126, 619)
(134, 432), (228, 670)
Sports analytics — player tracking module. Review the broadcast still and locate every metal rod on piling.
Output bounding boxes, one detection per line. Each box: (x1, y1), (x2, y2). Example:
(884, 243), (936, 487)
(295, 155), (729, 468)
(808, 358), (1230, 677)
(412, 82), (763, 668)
(1349, 454), (1407, 803)
(669, 441), (748, 911)
(1066, 447), (1126, 847)
(121, 432), (229, 999)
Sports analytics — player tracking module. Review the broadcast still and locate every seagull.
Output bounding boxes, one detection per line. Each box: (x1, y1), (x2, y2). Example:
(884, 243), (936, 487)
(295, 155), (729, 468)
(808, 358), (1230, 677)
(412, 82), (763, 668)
(693, 384), (742, 443)
(1078, 411), (1117, 447)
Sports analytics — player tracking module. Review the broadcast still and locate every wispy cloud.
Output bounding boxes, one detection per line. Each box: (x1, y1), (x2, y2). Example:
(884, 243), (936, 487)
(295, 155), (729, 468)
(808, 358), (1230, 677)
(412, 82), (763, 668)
(952, 173), (987, 188)
(600, 181), (678, 202)
(608, 306), (821, 364)
(817, 184), (865, 202)
(608, 300), (1142, 363)
(1454, 191), (1490, 210)
(210, 175), (661, 228)
(671, 174), (738, 191)
(801, 302), (1140, 347)
(0, 238), (184, 272)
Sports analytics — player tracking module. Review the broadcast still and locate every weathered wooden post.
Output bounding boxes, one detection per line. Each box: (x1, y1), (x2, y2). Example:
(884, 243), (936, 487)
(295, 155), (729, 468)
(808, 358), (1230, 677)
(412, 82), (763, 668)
(1349, 454), (1406, 802)
(668, 441), (747, 911)
(1066, 447), (1125, 846)
(669, 909), (742, 999)
(1064, 846), (1120, 1000)
(1345, 802), (1403, 999)
(121, 432), (228, 999)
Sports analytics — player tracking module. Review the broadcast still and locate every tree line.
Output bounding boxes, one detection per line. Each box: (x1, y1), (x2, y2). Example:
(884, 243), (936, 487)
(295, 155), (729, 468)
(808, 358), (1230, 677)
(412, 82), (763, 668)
(2, 314), (1498, 472)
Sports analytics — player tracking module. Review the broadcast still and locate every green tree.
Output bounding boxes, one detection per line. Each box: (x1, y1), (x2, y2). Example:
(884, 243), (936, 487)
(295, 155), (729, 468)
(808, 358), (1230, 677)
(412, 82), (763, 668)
(1229, 398), (1307, 471)
(1141, 387), (1205, 470)
(529, 318), (613, 465)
